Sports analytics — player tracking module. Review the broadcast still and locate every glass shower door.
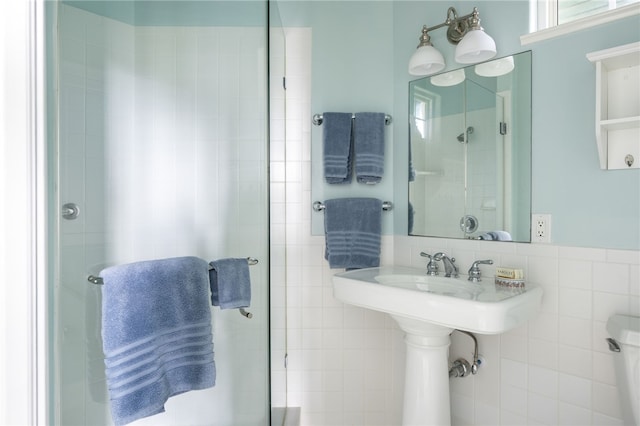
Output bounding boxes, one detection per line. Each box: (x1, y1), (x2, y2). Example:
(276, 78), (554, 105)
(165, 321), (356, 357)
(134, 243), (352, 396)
(53, 2), (270, 425)
(409, 81), (467, 237)
(464, 80), (504, 238)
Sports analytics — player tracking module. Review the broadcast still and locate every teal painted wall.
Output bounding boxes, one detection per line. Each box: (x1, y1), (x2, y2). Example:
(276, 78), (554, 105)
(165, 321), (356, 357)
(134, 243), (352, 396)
(276, 1), (397, 235)
(392, 1), (639, 249)
(280, 0), (638, 249)
(527, 22), (639, 249)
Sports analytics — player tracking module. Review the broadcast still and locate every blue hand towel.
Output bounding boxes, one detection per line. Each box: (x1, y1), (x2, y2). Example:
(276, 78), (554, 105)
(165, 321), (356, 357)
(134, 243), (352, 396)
(324, 198), (383, 269)
(322, 112), (353, 184)
(99, 256), (215, 426)
(354, 112), (386, 184)
(209, 258), (251, 309)
(478, 231), (512, 241)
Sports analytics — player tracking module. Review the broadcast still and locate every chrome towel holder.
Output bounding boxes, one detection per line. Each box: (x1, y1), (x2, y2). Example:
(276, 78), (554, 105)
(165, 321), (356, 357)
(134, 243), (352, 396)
(313, 200), (393, 212)
(87, 257), (259, 319)
(87, 257), (259, 285)
(312, 113), (392, 126)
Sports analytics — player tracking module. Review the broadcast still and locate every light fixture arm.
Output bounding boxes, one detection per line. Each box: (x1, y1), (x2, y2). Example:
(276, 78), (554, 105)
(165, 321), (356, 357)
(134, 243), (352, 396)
(409, 5), (496, 76)
(415, 25), (432, 48)
(419, 6), (483, 45)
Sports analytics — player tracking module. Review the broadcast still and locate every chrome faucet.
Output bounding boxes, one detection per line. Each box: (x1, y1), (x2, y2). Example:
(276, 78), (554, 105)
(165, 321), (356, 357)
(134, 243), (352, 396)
(420, 252), (440, 275)
(434, 252), (459, 278)
(467, 259), (493, 282)
(420, 252), (459, 277)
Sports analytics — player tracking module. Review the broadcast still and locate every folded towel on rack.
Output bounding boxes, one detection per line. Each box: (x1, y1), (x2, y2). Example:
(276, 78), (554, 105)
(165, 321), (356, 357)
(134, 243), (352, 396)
(354, 112), (386, 184)
(478, 231), (512, 241)
(324, 198), (383, 269)
(209, 258), (251, 309)
(408, 202), (414, 235)
(322, 112), (354, 184)
(409, 141), (416, 182)
(99, 256), (215, 426)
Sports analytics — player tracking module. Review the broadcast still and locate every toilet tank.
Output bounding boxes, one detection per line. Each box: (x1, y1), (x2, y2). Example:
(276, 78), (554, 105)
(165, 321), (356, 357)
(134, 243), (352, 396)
(607, 314), (640, 346)
(606, 314), (640, 426)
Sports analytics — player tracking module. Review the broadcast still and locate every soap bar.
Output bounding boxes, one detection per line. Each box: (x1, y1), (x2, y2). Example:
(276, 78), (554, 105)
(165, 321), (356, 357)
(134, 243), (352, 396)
(496, 267), (524, 279)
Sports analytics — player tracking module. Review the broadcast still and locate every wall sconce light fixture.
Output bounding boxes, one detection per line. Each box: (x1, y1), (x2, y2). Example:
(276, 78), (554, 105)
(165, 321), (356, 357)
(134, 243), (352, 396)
(408, 6), (497, 76)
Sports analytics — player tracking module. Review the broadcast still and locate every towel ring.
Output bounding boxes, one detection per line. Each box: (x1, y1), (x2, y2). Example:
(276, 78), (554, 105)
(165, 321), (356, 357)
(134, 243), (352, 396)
(313, 200), (393, 212)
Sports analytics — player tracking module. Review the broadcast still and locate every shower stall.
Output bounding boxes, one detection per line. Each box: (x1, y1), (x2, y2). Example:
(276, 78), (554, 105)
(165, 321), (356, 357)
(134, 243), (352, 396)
(50, 1), (274, 424)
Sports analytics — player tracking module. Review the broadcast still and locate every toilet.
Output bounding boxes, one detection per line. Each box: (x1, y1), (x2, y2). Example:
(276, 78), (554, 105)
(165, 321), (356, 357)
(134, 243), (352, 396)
(606, 314), (640, 426)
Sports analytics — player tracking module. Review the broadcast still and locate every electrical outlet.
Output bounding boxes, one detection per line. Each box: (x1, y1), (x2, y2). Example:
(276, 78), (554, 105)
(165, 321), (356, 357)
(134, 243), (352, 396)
(532, 214), (551, 243)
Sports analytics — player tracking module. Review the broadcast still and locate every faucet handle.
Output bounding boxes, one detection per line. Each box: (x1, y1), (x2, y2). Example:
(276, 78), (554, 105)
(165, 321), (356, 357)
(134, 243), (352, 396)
(467, 259), (493, 282)
(420, 252), (439, 276)
(421, 251), (444, 259)
(432, 252), (445, 261)
(420, 251), (437, 260)
(471, 259), (493, 267)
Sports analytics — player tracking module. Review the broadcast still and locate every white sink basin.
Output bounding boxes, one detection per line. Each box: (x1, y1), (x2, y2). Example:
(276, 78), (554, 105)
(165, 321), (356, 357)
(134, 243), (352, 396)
(333, 265), (543, 334)
(333, 266), (543, 425)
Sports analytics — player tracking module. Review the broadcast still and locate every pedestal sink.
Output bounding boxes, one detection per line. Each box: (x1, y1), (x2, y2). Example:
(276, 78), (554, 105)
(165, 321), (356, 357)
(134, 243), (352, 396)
(332, 266), (543, 426)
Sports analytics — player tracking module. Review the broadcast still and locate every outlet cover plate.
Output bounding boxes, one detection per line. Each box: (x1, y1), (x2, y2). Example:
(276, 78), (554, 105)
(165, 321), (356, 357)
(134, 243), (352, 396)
(532, 214), (551, 243)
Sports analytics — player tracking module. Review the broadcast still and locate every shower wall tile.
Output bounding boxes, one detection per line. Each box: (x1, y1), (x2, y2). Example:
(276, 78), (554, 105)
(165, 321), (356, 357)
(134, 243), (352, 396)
(559, 402), (592, 425)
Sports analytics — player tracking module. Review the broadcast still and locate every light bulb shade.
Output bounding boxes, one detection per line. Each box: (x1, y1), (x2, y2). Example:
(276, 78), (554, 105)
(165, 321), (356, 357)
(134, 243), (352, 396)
(409, 45), (446, 76)
(430, 68), (465, 87)
(474, 55), (514, 77)
(454, 29), (497, 64)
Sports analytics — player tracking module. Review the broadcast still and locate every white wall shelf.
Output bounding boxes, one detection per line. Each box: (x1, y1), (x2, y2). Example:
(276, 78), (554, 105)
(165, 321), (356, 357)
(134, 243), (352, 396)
(587, 41), (640, 170)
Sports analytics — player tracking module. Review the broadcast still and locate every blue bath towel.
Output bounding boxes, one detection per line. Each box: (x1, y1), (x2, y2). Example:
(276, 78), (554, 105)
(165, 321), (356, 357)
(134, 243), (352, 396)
(99, 257), (215, 426)
(322, 112), (354, 184)
(209, 258), (251, 309)
(324, 198), (382, 269)
(354, 112), (386, 184)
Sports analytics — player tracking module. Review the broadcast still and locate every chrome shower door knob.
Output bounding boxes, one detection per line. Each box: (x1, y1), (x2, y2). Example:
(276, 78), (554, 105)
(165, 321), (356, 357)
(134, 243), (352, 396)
(61, 203), (79, 220)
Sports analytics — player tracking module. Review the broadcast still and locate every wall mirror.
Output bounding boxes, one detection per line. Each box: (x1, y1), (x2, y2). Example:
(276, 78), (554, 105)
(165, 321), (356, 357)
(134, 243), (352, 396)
(408, 51), (532, 242)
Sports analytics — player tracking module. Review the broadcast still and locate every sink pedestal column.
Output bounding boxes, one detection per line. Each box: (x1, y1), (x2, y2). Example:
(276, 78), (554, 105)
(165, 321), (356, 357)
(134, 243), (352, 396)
(392, 316), (454, 426)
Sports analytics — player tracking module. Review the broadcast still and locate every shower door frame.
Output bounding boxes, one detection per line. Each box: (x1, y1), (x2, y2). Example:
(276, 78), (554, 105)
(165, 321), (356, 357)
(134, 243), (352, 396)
(0, 0), (50, 424)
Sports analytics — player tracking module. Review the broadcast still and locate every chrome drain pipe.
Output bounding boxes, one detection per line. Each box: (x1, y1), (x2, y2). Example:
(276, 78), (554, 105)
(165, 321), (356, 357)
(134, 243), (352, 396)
(449, 358), (472, 378)
(449, 329), (481, 378)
